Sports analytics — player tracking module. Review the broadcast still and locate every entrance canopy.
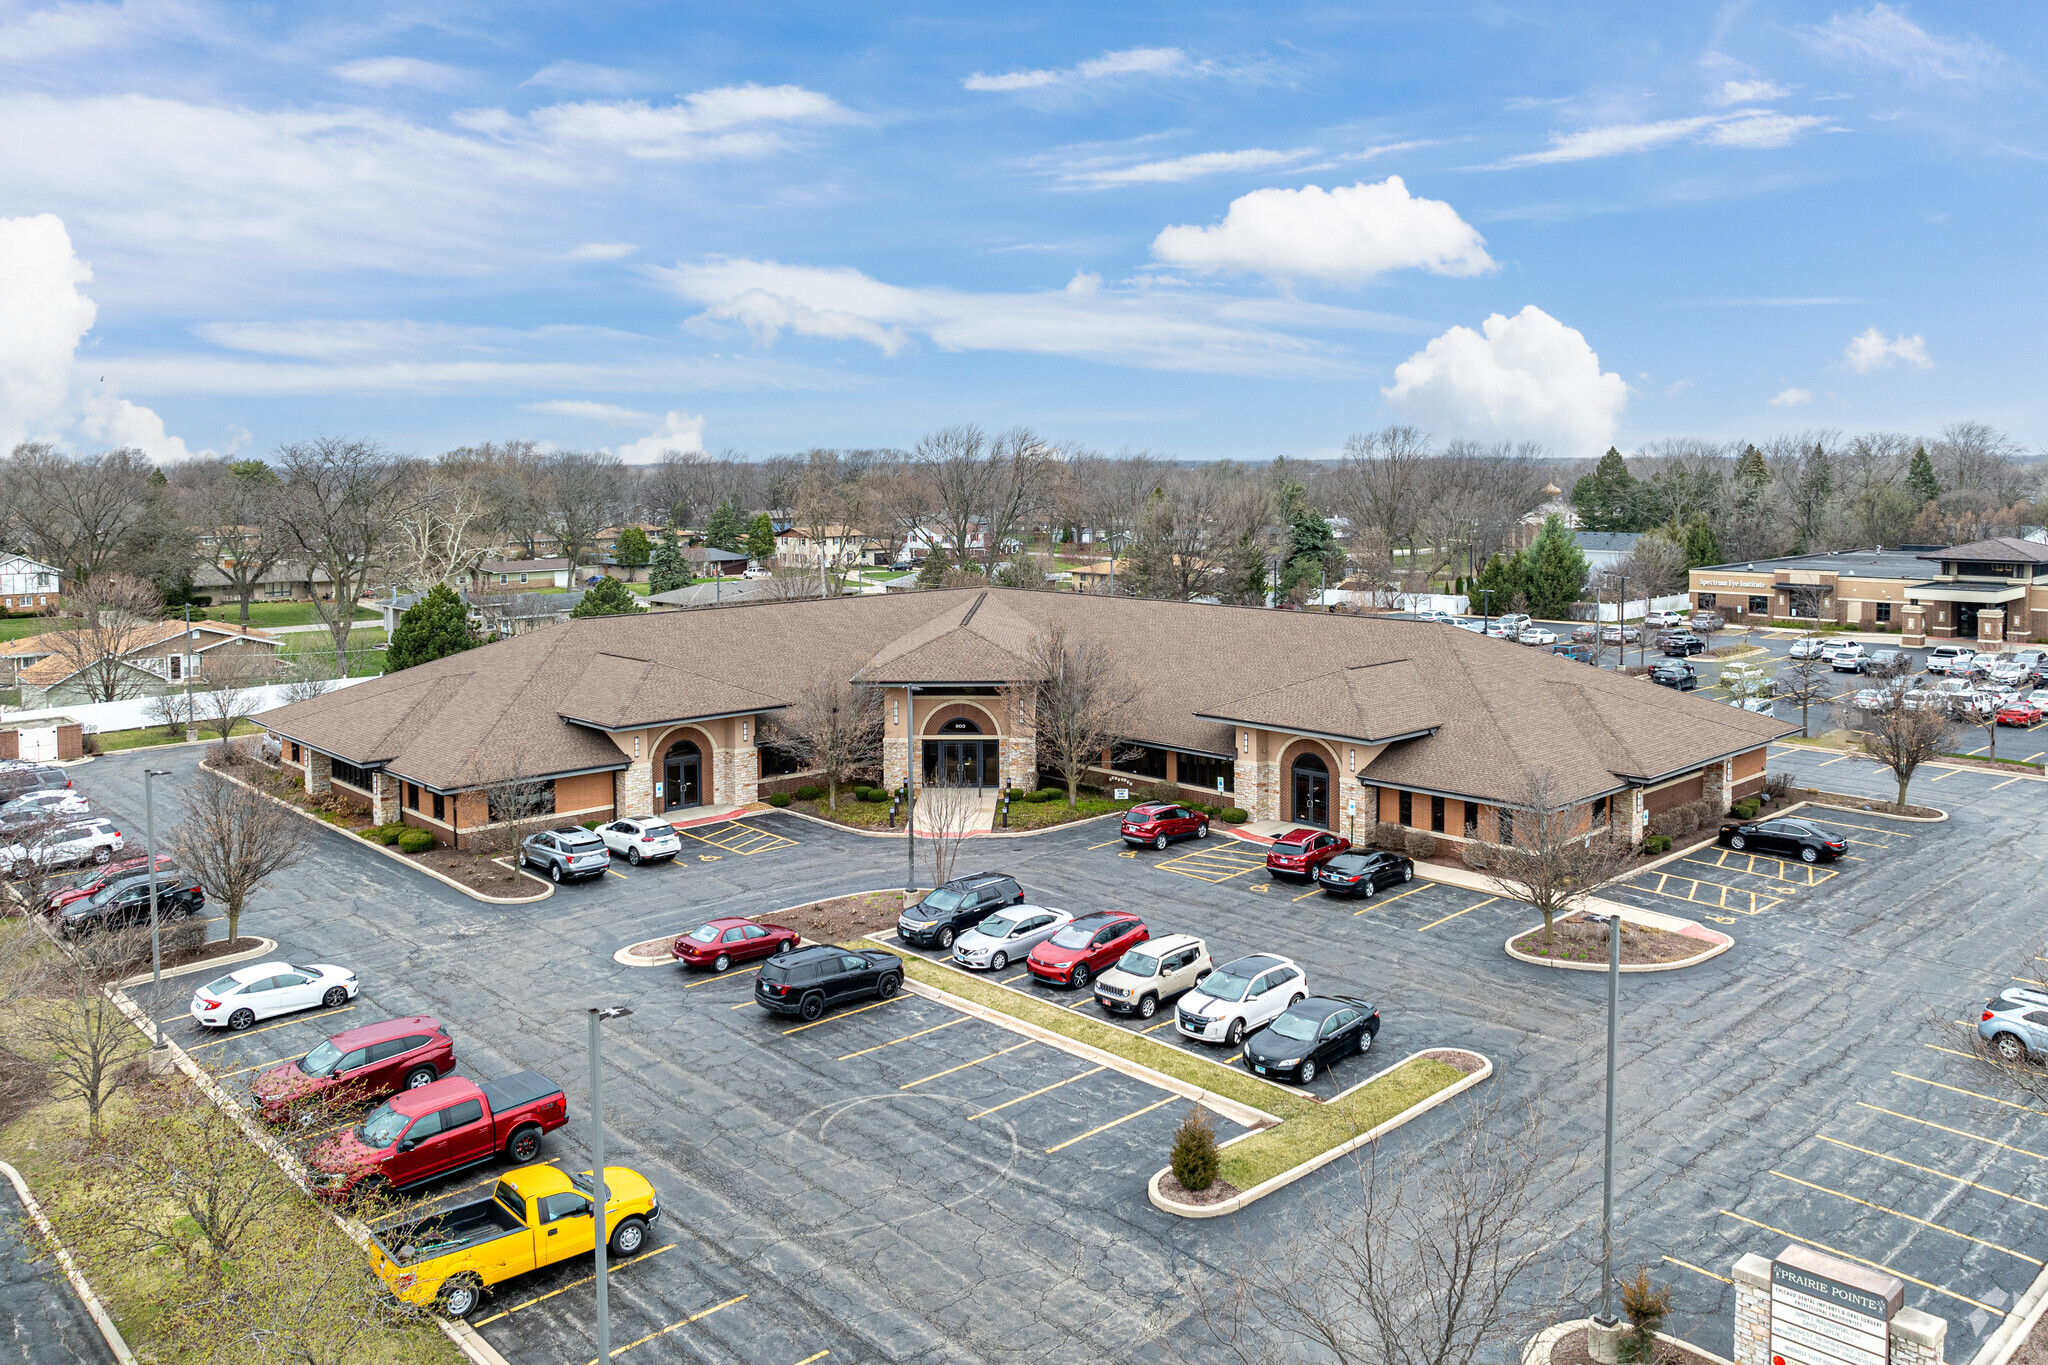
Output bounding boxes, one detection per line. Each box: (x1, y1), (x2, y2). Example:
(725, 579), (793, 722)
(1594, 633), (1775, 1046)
(1904, 580), (2026, 603)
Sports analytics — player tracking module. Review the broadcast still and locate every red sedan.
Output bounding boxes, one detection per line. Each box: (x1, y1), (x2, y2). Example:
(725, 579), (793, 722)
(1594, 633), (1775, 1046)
(1996, 701), (2044, 727)
(674, 917), (800, 972)
(1120, 802), (1210, 850)
(1026, 911), (1148, 989)
(1265, 828), (1350, 879)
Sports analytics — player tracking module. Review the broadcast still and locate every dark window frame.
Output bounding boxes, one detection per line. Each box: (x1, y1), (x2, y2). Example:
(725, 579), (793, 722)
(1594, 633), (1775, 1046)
(431, 792), (445, 822)
(1398, 791), (1413, 827)
(1112, 745), (1170, 780)
(1876, 602), (1892, 623)
(1176, 752), (1235, 794)
(1696, 593), (1717, 608)
(330, 757), (376, 791)
(1430, 794), (1445, 833)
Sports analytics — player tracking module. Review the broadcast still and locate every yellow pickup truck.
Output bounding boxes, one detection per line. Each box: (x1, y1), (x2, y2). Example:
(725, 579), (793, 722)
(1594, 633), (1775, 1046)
(370, 1163), (660, 1318)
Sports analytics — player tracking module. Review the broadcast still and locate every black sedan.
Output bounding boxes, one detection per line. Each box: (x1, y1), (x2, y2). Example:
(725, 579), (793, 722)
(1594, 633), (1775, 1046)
(1242, 996), (1380, 1084)
(1648, 662), (1698, 691)
(753, 945), (903, 1021)
(1313, 850), (1414, 898)
(1661, 634), (1706, 657)
(57, 872), (206, 938)
(1717, 817), (1847, 864)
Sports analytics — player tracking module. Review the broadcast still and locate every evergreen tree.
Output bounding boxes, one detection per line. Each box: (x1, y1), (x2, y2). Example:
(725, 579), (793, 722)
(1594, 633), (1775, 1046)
(745, 512), (778, 563)
(1570, 448), (1641, 531)
(1472, 552), (1530, 618)
(704, 500), (747, 552)
(1278, 485), (1341, 598)
(918, 545), (951, 589)
(1680, 513), (1721, 569)
(1734, 443), (1770, 492)
(614, 526), (652, 567)
(570, 576), (646, 617)
(648, 526), (689, 593)
(386, 583), (479, 671)
(1524, 514), (1589, 619)
(1907, 445), (1941, 503)
(1123, 489), (1172, 598)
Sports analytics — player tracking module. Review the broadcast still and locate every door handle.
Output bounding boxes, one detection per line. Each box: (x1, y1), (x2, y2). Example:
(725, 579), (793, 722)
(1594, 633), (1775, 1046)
(547, 1228), (557, 1236)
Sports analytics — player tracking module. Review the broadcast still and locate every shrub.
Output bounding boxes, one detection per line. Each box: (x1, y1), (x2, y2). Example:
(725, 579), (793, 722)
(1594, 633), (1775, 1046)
(1006, 788), (1028, 801)
(1373, 821), (1404, 849)
(395, 828), (435, 854)
(1221, 807), (1247, 823)
(1731, 796), (1760, 819)
(361, 822), (407, 845)
(1688, 798), (1723, 830)
(794, 784), (825, 801)
(1642, 834), (1673, 853)
(1619, 1269), (1671, 1364)
(861, 788), (887, 803)
(767, 792), (792, 807)
(1404, 830), (1437, 860)
(1460, 840), (1489, 870)
(1169, 1105), (1220, 1193)
(1032, 787), (1064, 802)
(1139, 781), (1181, 806)
(1763, 771), (1793, 801)
(580, 820), (600, 830)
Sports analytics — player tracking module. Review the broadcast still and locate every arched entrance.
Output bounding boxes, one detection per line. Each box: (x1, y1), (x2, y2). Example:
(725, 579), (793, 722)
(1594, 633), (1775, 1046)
(661, 738), (702, 811)
(922, 716), (999, 790)
(1291, 751), (1330, 828)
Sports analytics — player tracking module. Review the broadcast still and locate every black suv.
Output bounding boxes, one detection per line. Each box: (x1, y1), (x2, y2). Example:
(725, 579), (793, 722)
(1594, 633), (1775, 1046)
(754, 945), (903, 1021)
(1649, 661), (1698, 691)
(896, 872), (1024, 949)
(1661, 633), (1705, 657)
(57, 871), (206, 938)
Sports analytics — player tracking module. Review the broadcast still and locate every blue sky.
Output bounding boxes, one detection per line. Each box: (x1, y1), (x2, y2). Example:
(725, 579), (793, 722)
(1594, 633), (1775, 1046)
(2, 1), (2041, 463)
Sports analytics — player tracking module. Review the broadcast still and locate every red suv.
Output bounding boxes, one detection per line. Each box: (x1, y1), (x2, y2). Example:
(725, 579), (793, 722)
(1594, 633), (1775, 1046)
(1026, 911), (1148, 989)
(251, 1016), (456, 1124)
(1120, 803), (1210, 851)
(1265, 828), (1350, 879)
(673, 917), (801, 972)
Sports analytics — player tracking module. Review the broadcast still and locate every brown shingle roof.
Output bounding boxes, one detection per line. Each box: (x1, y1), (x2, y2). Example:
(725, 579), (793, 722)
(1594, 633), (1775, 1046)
(1925, 537), (2048, 565)
(260, 589), (1792, 804)
(15, 620), (277, 686)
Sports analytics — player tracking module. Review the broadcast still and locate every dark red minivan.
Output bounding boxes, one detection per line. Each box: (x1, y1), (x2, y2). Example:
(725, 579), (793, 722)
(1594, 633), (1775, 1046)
(252, 1015), (455, 1124)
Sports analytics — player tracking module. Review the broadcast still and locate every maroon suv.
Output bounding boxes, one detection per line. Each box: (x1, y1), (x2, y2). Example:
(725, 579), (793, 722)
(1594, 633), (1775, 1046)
(252, 1016), (456, 1124)
(1120, 803), (1210, 851)
(1265, 828), (1350, 879)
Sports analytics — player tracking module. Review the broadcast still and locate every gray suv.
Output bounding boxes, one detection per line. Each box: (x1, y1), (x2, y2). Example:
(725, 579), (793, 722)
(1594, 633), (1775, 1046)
(519, 827), (611, 883)
(1979, 987), (2048, 1064)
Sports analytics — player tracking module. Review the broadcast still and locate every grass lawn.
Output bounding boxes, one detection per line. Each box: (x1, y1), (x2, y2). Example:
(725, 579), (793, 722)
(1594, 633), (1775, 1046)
(94, 719), (266, 752)
(1000, 794), (1136, 829)
(190, 601), (380, 628)
(0, 616), (69, 642)
(281, 627), (387, 677)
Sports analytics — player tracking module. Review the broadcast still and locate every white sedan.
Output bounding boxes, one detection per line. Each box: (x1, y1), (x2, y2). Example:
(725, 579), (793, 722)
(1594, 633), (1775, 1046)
(1643, 611), (1685, 628)
(1413, 610), (1458, 625)
(597, 816), (682, 866)
(190, 961), (359, 1031)
(1518, 627), (1559, 646)
(1175, 953), (1308, 1047)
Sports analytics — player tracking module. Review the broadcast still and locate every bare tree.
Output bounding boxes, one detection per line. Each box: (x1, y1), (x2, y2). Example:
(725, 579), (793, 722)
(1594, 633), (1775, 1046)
(168, 768), (309, 944)
(1856, 686), (1951, 808)
(1019, 625), (1144, 807)
(274, 437), (421, 676)
(277, 650), (340, 705)
(1775, 649), (1833, 737)
(26, 929), (151, 1136)
(390, 459), (492, 589)
(40, 572), (165, 702)
(546, 451), (627, 576)
(1172, 1097), (1558, 1365)
(1482, 777), (1641, 941)
(3, 443), (191, 588)
(914, 781), (978, 889)
(193, 654), (274, 745)
(181, 459), (287, 624)
(764, 678), (882, 809)
(143, 688), (196, 736)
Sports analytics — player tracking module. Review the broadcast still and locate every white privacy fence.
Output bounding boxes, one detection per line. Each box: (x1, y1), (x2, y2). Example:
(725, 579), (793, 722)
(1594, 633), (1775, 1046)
(0, 677), (369, 737)
(1586, 594), (1690, 622)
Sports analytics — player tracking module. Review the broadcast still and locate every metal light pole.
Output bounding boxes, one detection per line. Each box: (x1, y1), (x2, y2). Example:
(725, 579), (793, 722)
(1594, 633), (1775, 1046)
(182, 604), (197, 743)
(1580, 907), (1623, 1333)
(904, 686), (918, 893)
(587, 1004), (633, 1363)
(144, 768), (172, 1054)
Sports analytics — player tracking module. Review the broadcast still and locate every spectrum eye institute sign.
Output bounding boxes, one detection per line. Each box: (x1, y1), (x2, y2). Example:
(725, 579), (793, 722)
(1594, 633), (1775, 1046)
(1769, 1248), (1902, 1365)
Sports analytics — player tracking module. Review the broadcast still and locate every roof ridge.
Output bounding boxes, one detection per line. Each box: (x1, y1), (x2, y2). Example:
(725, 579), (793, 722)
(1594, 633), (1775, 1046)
(959, 592), (988, 627)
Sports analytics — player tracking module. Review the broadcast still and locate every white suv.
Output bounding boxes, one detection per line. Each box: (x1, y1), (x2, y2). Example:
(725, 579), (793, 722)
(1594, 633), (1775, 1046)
(1643, 611), (1684, 628)
(597, 816), (682, 866)
(1175, 953), (1308, 1047)
(0, 818), (124, 876)
(1926, 645), (1977, 676)
(1094, 934), (1213, 1020)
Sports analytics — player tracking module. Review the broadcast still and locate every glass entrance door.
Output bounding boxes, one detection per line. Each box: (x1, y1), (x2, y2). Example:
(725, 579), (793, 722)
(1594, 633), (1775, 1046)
(662, 742), (702, 810)
(1292, 755), (1329, 828)
(922, 739), (1000, 789)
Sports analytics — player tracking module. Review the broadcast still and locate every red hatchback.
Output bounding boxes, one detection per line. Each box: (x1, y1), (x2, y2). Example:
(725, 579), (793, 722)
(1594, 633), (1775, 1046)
(1265, 828), (1350, 879)
(1120, 802), (1210, 851)
(251, 1015), (455, 1124)
(1026, 911), (1148, 989)
(674, 917), (800, 972)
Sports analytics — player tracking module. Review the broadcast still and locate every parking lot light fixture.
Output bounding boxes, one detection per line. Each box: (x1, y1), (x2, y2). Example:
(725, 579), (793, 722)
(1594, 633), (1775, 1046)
(144, 767), (173, 1052)
(588, 1004), (633, 1362)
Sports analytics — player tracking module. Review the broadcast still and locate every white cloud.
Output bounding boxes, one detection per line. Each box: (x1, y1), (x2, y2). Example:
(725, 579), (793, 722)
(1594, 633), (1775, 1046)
(80, 392), (191, 460)
(657, 257), (1383, 378)
(0, 213), (97, 450)
(1718, 78), (1790, 103)
(1770, 387), (1813, 406)
(523, 60), (639, 92)
(1151, 177), (1493, 284)
(569, 242), (637, 260)
(965, 46), (1190, 93)
(1382, 305), (1628, 455)
(525, 399), (654, 424)
(496, 84), (849, 160)
(613, 410), (705, 463)
(1844, 327), (1931, 372)
(332, 56), (463, 89)
(1705, 111), (1832, 148)
(1503, 109), (1833, 164)
(1062, 147), (1312, 188)
(1802, 5), (2000, 83)
(0, 0), (201, 66)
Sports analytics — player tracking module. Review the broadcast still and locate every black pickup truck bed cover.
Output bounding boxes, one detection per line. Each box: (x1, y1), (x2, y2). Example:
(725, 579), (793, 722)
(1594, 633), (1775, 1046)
(479, 1070), (560, 1113)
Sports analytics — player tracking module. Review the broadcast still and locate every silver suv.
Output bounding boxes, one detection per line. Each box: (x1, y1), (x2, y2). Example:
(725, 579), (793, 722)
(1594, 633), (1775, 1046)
(1979, 987), (2048, 1063)
(519, 827), (611, 883)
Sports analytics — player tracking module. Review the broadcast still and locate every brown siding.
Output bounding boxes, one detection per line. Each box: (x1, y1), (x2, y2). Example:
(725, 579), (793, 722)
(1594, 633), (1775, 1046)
(1644, 775), (1704, 816)
(1733, 747), (1765, 779)
(554, 771), (614, 817)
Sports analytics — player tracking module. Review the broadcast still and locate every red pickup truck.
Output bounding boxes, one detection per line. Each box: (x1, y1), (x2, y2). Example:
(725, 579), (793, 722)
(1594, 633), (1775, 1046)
(307, 1071), (567, 1202)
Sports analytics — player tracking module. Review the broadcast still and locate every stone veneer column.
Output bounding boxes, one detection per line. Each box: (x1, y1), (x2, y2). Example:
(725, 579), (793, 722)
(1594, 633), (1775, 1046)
(1980, 608), (2006, 649)
(729, 744), (759, 805)
(371, 771), (400, 825)
(617, 758), (653, 818)
(1901, 603), (1927, 648)
(305, 750), (332, 795)
(882, 735), (909, 794)
(1702, 760), (1729, 813)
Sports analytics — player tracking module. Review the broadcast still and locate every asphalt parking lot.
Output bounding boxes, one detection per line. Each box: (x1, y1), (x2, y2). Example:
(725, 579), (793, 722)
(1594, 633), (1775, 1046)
(59, 741), (2048, 1363)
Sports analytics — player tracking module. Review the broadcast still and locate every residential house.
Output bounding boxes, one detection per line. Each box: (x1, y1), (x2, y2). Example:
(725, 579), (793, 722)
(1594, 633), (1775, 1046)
(1572, 532), (1641, 571)
(775, 525), (881, 570)
(467, 590), (589, 639)
(191, 561), (335, 605)
(682, 546), (751, 577)
(17, 620), (282, 707)
(0, 554), (63, 614)
(471, 559), (571, 593)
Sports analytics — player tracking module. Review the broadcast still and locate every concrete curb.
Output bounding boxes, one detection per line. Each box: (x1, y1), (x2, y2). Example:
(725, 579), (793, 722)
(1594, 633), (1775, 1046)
(209, 764), (555, 904)
(1775, 795), (1950, 824)
(1504, 917), (1732, 974)
(0, 1159), (137, 1363)
(117, 935), (277, 986)
(771, 804), (1129, 840)
(1970, 1258), (2048, 1365)
(1146, 1049), (1494, 1218)
(1523, 1319), (1737, 1365)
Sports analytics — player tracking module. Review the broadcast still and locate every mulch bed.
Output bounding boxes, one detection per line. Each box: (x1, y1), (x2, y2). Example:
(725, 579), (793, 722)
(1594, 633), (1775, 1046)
(623, 889), (910, 961)
(156, 934), (268, 973)
(1510, 915), (1707, 965)
(1420, 1048), (1485, 1075)
(2011, 1300), (2048, 1365)
(1550, 1326), (1721, 1365)
(1157, 1170), (1242, 1206)
(1784, 786), (1942, 819)
(404, 847), (547, 898)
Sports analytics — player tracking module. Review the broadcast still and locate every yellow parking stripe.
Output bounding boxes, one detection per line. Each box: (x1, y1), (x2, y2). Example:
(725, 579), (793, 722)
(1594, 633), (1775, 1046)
(1768, 1171), (2041, 1263)
(1856, 1102), (2048, 1161)
(1662, 1256), (1732, 1285)
(683, 963), (765, 988)
(839, 1016), (968, 1061)
(1816, 1136), (2048, 1215)
(1418, 896), (1497, 932)
(780, 995), (904, 1035)
(900, 1040), (1031, 1090)
(1353, 883), (1431, 916)
(1045, 1096), (1176, 1153)
(1892, 1070), (2048, 1117)
(680, 820), (796, 856)
(219, 1053), (302, 1079)
(185, 1005), (355, 1048)
(583, 1293), (747, 1363)
(472, 1244), (677, 1325)
(1718, 1210), (2004, 1317)
(791, 1355), (829, 1365)
(969, 1065), (1104, 1120)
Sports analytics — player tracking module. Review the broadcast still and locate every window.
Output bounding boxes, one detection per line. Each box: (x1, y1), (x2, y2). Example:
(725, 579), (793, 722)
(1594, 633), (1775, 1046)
(1398, 791), (1413, 826)
(1748, 596), (1769, 613)
(498, 574), (508, 585)
(1497, 808), (1514, 846)
(741, 925), (767, 940)
(168, 654), (182, 681)
(330, 757), (375, 790)
(1177, 753), (1235, 794)
(406, 782), (419, 811)
(518, 572), (529, 584)
(1464, 806), (1478, 838)
(1113, 745), (1169, 779)
(758, 743), (807, 777)
(334, 1048), (369, 1072)
(264, 582), (291, 598)
(1876, 602), (1892, 623)
(1697, 593), (1717, 608)
(367, 1039), (413, 1063)
(538, 1191), (589, 1222)
(438, 1099), (483, 1131)
(1593, 796), (1608, 824)
(488, 780), (555, 823)
(1431, 795), (1445, 833)
(289, 742), (301, 764)
(431, 792), (445, 821)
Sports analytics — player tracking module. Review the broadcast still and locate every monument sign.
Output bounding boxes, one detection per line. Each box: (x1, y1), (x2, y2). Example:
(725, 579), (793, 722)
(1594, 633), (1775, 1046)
(1768, 1247), (1901, 1365)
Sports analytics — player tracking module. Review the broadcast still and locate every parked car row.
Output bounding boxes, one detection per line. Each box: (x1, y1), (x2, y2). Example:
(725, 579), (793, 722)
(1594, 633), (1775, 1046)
(517, 815), (693, 881)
